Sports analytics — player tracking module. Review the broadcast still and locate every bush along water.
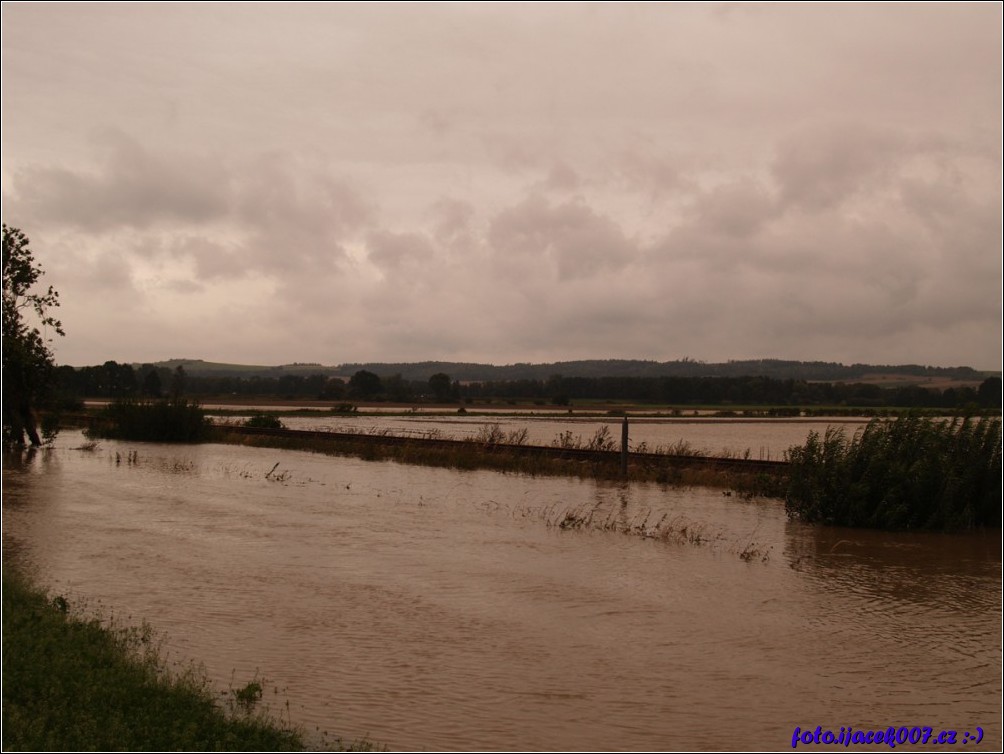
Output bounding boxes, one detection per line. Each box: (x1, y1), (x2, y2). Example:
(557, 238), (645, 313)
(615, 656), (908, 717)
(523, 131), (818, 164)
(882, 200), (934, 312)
(89, 398), (209, 442)
(785, 415), (1002, 531)
(243, 412), (285, 430)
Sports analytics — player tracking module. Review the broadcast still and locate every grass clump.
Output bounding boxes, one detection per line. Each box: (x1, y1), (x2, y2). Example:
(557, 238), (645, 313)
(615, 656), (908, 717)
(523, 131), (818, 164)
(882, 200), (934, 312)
(88, 398), (208, 442)
(1, 569), (304, 751)
(785, 415), (1002, 530)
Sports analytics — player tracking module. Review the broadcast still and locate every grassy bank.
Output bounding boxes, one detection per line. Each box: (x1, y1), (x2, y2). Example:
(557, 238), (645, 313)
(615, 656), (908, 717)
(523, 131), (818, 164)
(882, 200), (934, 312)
(2, 569), (310, 751)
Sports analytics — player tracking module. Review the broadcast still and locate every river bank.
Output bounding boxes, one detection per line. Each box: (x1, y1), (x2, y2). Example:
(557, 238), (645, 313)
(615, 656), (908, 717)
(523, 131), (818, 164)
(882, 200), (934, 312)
(1, 566), (315, 751)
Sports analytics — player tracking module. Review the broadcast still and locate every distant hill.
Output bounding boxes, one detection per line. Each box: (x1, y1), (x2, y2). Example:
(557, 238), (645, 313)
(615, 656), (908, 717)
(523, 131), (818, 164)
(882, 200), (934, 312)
(132, 359), (343, 378)
(131, 358), (994, 386)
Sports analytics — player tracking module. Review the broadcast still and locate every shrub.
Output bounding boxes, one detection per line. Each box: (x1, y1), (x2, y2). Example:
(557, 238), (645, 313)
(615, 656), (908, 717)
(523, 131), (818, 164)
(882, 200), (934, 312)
(585, 426), (617, 451)
(472, 423), (506, 445)
(785, 415), (1002, 530)
(89, 399), (208, 442)
(243, 413), (284, 430)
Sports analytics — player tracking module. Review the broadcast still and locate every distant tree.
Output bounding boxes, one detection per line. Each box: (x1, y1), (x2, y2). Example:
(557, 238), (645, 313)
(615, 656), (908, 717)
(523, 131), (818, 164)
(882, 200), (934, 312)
(99, 361), (138, 397)
(348, 369), (382, 399)
(3, 225), (64, 447)
(320, 377), (347, 400)
(428, 372), (453, 402)
(978, 377), (1002, 409)
(171, 365), (187, 399)
(546, 374), (568, 405)
(383, 373), (413, 402)
(142, 369), (163, 398)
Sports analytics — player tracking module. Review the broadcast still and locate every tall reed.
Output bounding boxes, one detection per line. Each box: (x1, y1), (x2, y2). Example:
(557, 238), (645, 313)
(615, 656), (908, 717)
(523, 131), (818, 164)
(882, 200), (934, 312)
(785, 415), (1001, 530)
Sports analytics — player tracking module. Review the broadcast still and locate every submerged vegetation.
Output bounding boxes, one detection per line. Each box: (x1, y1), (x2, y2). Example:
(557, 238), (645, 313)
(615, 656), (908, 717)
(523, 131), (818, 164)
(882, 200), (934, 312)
(785, 415), (1001, 531)
(1, 569), (305, 751)
(547, 501), (772, 562)
(88, 399), (209, 442)
(211, 424), (785, 497)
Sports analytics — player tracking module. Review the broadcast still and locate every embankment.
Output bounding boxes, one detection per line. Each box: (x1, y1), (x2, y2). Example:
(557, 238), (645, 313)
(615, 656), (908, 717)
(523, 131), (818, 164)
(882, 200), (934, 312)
(212, 424), (789, 495)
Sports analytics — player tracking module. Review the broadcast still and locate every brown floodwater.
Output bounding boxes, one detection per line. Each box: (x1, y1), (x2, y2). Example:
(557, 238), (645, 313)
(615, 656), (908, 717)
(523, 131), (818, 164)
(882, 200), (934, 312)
(3, 430), (1000, 751)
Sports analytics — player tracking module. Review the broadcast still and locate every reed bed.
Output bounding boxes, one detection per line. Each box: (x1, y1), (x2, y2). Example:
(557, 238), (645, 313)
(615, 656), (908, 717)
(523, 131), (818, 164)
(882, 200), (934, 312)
(785, 415), (1001, 530)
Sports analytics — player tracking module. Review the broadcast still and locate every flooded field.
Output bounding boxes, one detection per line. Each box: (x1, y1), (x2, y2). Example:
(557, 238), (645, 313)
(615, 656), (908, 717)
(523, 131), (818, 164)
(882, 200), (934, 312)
(216, 413), (874, 460)
(3, 430), (1000, 751)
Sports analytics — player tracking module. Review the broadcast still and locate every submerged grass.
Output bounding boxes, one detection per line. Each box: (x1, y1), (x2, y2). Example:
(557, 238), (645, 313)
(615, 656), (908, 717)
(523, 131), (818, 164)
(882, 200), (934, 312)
(515, 499), (773, 562)
(1, 569), (374, 751)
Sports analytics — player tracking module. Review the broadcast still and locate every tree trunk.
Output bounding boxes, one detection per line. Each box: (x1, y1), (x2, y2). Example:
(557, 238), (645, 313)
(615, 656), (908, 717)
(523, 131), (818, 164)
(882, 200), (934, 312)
(19, 402), (42, 446)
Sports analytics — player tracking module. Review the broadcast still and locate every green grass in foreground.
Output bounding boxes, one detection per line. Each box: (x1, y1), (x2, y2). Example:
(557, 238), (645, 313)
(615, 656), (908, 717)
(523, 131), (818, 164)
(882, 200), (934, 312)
(2, 569), (308, 751)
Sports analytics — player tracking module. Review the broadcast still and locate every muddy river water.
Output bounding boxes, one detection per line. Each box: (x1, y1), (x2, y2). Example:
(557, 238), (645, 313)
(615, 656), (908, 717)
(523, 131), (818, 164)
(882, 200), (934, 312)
(3, 429), (1000, 751)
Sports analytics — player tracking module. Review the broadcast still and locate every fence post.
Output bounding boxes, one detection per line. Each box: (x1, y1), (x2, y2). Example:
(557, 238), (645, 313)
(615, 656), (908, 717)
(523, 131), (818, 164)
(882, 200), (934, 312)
(621, 415), (629, 477)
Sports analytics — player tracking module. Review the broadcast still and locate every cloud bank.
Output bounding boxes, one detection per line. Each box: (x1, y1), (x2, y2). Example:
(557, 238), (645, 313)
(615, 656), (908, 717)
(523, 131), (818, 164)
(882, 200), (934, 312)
(2, 3), (1000, 368)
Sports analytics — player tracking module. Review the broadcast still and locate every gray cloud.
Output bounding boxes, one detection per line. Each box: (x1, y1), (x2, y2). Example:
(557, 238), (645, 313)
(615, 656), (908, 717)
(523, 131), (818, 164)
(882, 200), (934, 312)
(539, 161), (582, 193)
(428, 198), (476, 246)
(231, 154), (374, 277)
(366, 230), (436, 272)
(772, 122), (907, 211)
(685, 179), (777, 240)
(9, 130), (229, 231)
(488, 196), (637, 282)
(7, 138), (376, 283)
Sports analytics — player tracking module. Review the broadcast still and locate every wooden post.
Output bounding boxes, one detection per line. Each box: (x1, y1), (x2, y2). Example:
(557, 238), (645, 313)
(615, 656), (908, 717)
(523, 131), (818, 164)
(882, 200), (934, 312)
(621, 415), (629, 477)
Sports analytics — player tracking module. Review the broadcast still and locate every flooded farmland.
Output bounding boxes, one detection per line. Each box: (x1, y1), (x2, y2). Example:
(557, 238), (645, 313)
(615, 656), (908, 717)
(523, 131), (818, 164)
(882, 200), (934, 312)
(220, 412), (875, 460)
(3, 429), (1000, 751)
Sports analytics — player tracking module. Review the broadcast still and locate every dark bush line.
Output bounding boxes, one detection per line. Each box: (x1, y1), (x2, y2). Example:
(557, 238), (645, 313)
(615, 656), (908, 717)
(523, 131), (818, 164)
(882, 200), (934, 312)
(54, 361), (1002, 409)
(88, 399), (209, 442)
(785, 415), (1002, 531)
(243, 412), (285, 429)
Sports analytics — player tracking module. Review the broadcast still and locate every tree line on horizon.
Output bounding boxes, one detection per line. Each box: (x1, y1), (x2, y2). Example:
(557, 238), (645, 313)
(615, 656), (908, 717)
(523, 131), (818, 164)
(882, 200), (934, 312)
(335, 358), (991, 384)
(54, 361), (1002, 411)
(123, 357), (992, 383)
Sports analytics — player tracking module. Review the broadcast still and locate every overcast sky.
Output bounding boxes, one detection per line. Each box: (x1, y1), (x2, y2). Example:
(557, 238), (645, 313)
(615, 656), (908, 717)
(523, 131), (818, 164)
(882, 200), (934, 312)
(2, 3), (1001, 369)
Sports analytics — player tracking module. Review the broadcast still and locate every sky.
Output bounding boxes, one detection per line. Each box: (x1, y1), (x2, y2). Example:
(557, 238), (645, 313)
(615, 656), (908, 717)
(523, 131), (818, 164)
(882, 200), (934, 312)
(2, 2), (1001, 369)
